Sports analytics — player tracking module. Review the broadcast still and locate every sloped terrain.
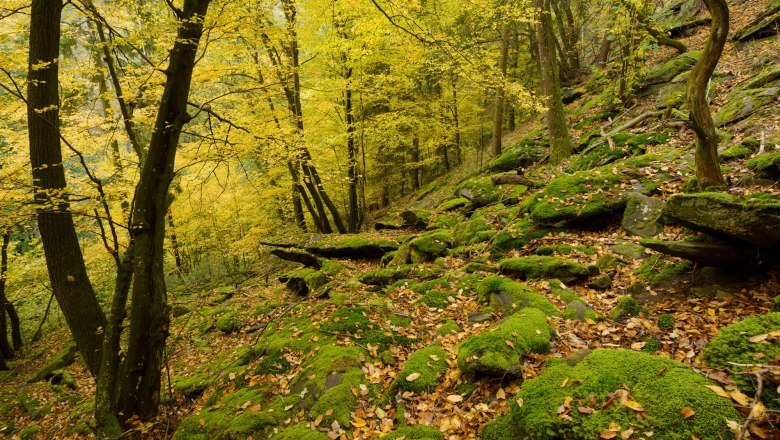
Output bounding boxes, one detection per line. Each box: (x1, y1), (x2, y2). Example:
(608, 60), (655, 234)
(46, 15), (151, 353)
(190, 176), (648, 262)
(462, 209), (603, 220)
(2, 1), (780, 439)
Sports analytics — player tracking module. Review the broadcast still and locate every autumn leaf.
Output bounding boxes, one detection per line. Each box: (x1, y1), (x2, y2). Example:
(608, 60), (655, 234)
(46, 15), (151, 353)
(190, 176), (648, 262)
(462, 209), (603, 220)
(446, 394), (464, 403)
(313, 415), (323, 427)
(505, 340), (515, 349)
(749, 333), (768, 343)
(621, 429), (634, 439)
(352, 417), (367, 427)
(600, 430), (618, 439)
(705, 385), (731, 399)
(680, 407), (695, 418)
(578, 406), (594, 414)
(198, 419), (206, 427)
(730, 390), (750, 407)
(560, 378), (569, 388)
(405, 372), (421, 382)
(496, 388), (506, 400)
(623, 400), (645, 412)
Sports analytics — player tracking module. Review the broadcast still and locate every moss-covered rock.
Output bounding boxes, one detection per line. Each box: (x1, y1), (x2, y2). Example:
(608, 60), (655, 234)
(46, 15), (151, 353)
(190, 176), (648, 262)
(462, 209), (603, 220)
(457, 308), (551, 377)
(508, 349), (739, 440)
(416, 290), (451, 309)
(320, 307), (372, 333)
(499, 256), (589, 284)
(392, 346), (449, 393)
(488, 136), (547, 172)
(746, 151), (780, 179)
(491, 218), (555, 254)
(438, 197), (468, 212)
(19, 425), (41, 439)
(272, 424), (329, 440)
(384, 425), (444, 440)
(621, 193), (665, 238)
(714, 85), (780, 126)
(278, 268), (327, 296)
(453, 216), (491, 246)
(610, 295), (648, 320)
(640, 51), (701, 90)
(701, 312), (780, 407)
(733, 8), (780, 42)
(216, 313), (242, 333)
(27, 345), (78, 383)
(480, 414), (522, 440)
(719, 145), (752, 160)
(569, 132), (671, 172)
(456, 176), (527, 207)
(436, 319), (460, 335)
(358, 265), (412, 286)
(409, 230), (453, 263)
(476, 276), (559, 317)
(462, 261), (498, 273)
(304, 235), (399, 259)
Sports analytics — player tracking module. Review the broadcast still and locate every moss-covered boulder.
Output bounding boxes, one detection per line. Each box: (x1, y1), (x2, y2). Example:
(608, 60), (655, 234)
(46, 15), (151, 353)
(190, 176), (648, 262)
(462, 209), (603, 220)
(384, 425), (444, 440)
(633, 254), (693, 284)
(27, 345), (78, 384)
(304, 235), (399, 259)
(663, 192), (780, 249)
(747, 151), (780, 179)
(278, 268), (327, 296)
(409, 230), (453, 263)
(391, 346), (448, 393)
(701, 312), (780, 407)
(272, 424), (328, 440)
(456, 176), (527, 207)
(488, 137), (547, 172)
(499, 256), (589, 284)
(733, 5), (780, 42)
(457, 308), (551, 378)
(714, 86), (780, 126)
(358, 265), (412, 286)
(453, 216), (491, 246)
(569, 132), (671, 172)
(476, 276), (559, 317)
(437, 197), (468, 212)
(639, 51), (701, 91)
(641, 237), (760, 267)
(508, 349), (739, 440)
(609, 295), (648, 320)
(401, 209), (431, 228)
(490, 218), (555, 255)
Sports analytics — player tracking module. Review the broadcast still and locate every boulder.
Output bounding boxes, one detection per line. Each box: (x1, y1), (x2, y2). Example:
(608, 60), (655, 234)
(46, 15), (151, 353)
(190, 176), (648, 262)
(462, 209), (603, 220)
(409, 230), (453, 263)
(621, 193), (665, 238)
(477, 276), (559, 317)
(747, 151), (780, 179)
(457, 308), (551, 378)
(358, 265), (412, 286)
(278, 268), (326, 295)
(400, 209), (431, 228)
(663, 193), (780, 249)
(28, 345), (78, 384)
(733, 2), (780, 42)
(641, 238), (760, 267)
(713, 85), (780, 126)
(499, 256), (589, 284)
(638, 51), (701, 92)
(504, 349), (739, 440)
(390, 345), (448, 393)
(304, 235), (399, 259)
(456, 176), (527, 207)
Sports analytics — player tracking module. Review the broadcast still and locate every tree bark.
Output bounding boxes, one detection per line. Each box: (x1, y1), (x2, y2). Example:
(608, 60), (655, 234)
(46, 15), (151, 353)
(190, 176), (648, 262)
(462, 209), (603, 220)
(27, 0), (107, 377)
(117, 0), (211, 421)
(535, 0), (573, 165)
(686, 0), (727, 190)
(491, 23), (510, 157)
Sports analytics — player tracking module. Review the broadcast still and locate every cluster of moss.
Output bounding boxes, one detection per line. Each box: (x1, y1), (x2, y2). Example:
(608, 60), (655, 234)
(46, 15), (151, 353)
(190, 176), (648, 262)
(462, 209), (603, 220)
(392, 345), (449, 393)
(569, 132), (671, 172)
(633, 254), (693, 284)
(416, 290), (451, 309)
(358, 265), (412, 286)
(499, 256), (589, 284)
(455, 176), (528, 206)
(453, 216), (492, 246)
(491, 218), (555, 255)
(610, 295), (648, 320)
(477, 276), (559, 317)
(436, 319), (460, 335)
(457, 308), (551, 377)
(746, 151), (780, 179)
(535, 244), (595, 256)
(272, 424), (328, 440)
(437, 197), (468, 212)
(383, 425), (444, 440)
(409, 230), (453, 263)
(701, 313), (780, 407)
(509, 349), (738, 440)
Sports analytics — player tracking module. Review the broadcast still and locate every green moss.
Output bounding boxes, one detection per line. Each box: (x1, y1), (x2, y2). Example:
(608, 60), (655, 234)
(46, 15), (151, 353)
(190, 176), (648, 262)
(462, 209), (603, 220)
(491, 218), (555, 255)
(309, 380), (359, 428)
(641, 51), (701, 87)
(453, 216), (491, 246)
(457, 308), (551, 377)
(410, 273), (481, 295)
(278, 267), (327, 295)
(510, 349), (738, 440)
(746, 151), (780, 179)
(417, 290), (451, 309)
(568, 132), (670, 172)
(216, 313), (242, 333)
(499, 256), (589, 284)
(462, 262), (498, 273)
(384, 425), (444, 440)
(254, 351), (292, 375)
(389, 314), (413, 328)
(657, 314), (675, 330)
(409, 230), (453, 263)
(436, 319), (460, 335)
(19, 425), (41, 439)
(634, 254), (693, 284)
(720, 145), (752, 160)
(643, 337), (661, 352)
(358, 265), (412, 286)
(477, 276), (559, 317)
(701, 313), (780, 407)
(714, 86), (780, 126)
(595, 254), (625, 270)
(272, 424), (328, 440)
(456, 177), (527, 206)
(28, 344), (77, 383)
(610, 295), (648, 320)
(438, 197), (468, 212)
(480, 414), (522, 440)
(320, 307), (371, 333)
(173, 372), (214, 396)
(393, 346), (449, 393)
(304, 236), (399, 257)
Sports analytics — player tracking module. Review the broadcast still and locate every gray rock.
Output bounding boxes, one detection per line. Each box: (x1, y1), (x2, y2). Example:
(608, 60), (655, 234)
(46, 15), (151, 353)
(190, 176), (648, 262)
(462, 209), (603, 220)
(468, 312), (494, 323)
(609, 241), (648, 260)
(621, 193), (665, 238)
(588, 274), (612, 290)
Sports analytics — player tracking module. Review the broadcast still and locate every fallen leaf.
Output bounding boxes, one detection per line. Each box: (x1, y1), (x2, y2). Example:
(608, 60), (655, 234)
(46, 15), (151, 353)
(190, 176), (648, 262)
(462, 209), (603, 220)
(730, 390), (750, 407)
(680, 407), (695, 418)
(560, 378), (569, 388)
(198, 419), (205, 427)
(751, 401), (766, 420)
(621, 429), (634, 439)
(749, 333), (768, 343)
(429, 354), (440, 361)
(313, 415), (323, 427)
(600, 430), (618, 439)
(446, 394), (464, 403)
(405, 372), (421, 382)
(516, 398), (524, 408)
(623, 400), (645, 412)
(704, 385), (731, 399)
(496, 388), (506, 400)
(325, 408), (334, 416)
(352, 417), (367, 428)
(249, 404), (262, 412)
(578, 406), (594, 414)
(505, 340), (515, 349)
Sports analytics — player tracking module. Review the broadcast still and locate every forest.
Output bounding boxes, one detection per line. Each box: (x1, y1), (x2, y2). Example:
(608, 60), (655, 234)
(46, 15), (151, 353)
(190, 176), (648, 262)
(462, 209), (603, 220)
(1, 0), (779, 438)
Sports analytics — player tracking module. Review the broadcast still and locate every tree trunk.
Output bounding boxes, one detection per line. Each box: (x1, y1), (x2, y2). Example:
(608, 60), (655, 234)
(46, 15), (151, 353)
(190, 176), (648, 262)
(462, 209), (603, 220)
(0, 232), (19, 359)
(686, 0), (727, 190)
(117, 0), (211, 421)
(344, 67), (360, 232)
(411, 134), (421, 191)
(167, 210), (184, 276)
(535, 0), (573, 166)
(27, 0), (107, 377)
(491, 23), (510, 157)
(450, 71), (462, 165)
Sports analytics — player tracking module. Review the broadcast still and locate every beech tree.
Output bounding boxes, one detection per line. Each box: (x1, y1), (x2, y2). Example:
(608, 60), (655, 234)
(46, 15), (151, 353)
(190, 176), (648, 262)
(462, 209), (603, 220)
(686, 0), (728, 190)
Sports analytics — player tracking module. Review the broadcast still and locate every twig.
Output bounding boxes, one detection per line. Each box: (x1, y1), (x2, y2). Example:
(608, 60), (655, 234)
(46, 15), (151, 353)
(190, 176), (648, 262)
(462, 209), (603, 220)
(735, 367), (768, 440)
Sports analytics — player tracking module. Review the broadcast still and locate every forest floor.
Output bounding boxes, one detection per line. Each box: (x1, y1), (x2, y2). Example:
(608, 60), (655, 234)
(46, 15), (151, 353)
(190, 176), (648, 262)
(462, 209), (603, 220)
(2, 0), (780, 439)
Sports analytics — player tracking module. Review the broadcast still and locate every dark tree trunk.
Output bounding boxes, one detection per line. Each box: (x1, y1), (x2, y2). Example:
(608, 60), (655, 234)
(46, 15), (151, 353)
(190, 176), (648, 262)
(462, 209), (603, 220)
(0, 232), (19, 359)
(344, 68), (360, 232)
(167, 210), (184, 276)
(491, 23), (510, 157)
(411, 135), (421, 191)
(450, 71), (462, 165)
(535, 0), (573, 165)
(117, 0), (211, 421)
(686, 0), (727, 190)
(27, 0), (106, 377)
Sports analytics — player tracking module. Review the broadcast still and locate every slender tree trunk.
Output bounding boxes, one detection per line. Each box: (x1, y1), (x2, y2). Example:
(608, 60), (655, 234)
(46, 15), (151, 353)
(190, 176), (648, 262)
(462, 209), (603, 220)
(411, 134), (421, 191)
(117, 0), (211, 421)
(27, 0), (107, 377)
(687, 0), (727, 190)
(507, 30), (520, 132)
(167, 210), (184, 276)
(344, 67), (360, 232)
(491, 23), (510, 157)
(450, 71), (462, 165)
(535, 0), (573, 165)
(0, 233), (13, 360)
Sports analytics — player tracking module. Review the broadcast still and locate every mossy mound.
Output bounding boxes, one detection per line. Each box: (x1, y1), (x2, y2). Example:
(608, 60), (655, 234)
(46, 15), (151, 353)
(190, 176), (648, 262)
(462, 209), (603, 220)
(437, 197), (468, 212)
(569, 132), (671, 172)
(304, 235), (399, 259)
(746, 151), (780, 179)
(457, 308), (551, 377)
(272, 424), (328, 439)
(519, 153), (676, 228)
(490, 218), (556, 255)
(216, 313), (242, 333)
(278, 267), (327, 296)
(480, 414), (522, 440)
(488, 137), (547, 172)
(409, 230), (453, 263)
(456, 176), (528, 207)
(476, 276), (559, 317)
(499, 256), (589, 284)
(633, 254), (693, 284)
(320, 307), (372, 333)
(416, 290), (451, 309)
(383, 425), (444, 440)
(358, 265), (412, 286)
(639, 51), (701, 90)
(719, 145), (752, 160)
(453, 216), (492, 246)
(27, 345), (78, 383)
(173, 384), (293, 440)
(713, 82), (780, 126)
(508, 349), (739, 440)
(392, 345), (449, 393)
(610, 295), (648, 320)
(436, 319), (460, 335)
(701, 312), (780, 407)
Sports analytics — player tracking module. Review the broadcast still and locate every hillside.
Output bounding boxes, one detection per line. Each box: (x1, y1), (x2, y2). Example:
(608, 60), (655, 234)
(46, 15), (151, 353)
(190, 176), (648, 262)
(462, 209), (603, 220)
(2, 1), (780, 439)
